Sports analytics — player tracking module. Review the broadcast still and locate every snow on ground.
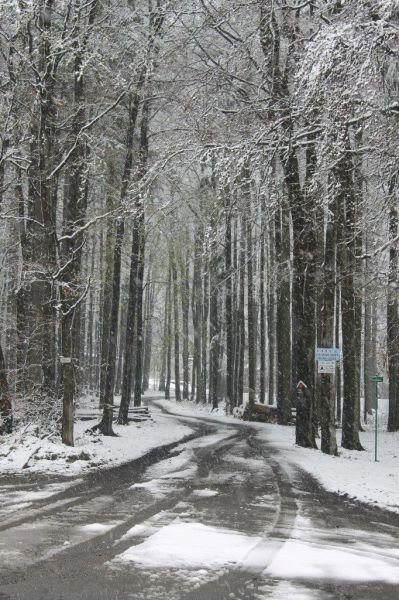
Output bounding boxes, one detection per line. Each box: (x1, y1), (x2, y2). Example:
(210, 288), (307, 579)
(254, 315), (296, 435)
(0, 413), (193, 478)
(156, 396), (399, 514)
(79, 522), (120, 535)
(1, 387), (398, 516)
(264, 537), (399, 583)
(114, 518), (399, 584)
(114, 522), (262, 569)
(256, 423), (399, 513)
(191, 489), (219, 498)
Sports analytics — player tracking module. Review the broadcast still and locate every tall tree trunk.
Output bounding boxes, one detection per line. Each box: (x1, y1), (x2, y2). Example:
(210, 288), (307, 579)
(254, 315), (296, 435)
(133, 236), (145, 407)
(387, 174), (399, 432)
(170, 247), (181, 401)
(275, 204), (292, 425)
(225, 196), (234, 411)
(335, 282), (342, 424)
(287, 146), (317, 449)
(209, 219), (220, 410)
(363, 234), (373, 422)
(61, 1), (97, 443)
(237, 214), (246, 407)
(159, 279), (168, 392)
(118, 220), (140, 423)
(0, 341), (11, 434)
(181, 254), (190, 400)
(192, 228), (203, 402)
(99, 167), (116, 409)
(267, 220), (275, 406)
(259, 200), (266, 404)
(246, 195), (256, 413)
(142, 276), (155, 393)
(133, 100), (150, 408)
(319, 204), (338, 455)
(201, 257), (209, 404)
(0, 144), (11, 434)
(165, 267), (172, 400)
(338, 139), (364, 451)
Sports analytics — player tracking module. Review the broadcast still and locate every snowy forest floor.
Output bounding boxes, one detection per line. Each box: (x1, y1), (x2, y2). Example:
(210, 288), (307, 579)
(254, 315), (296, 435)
(1, 391), (398, 516)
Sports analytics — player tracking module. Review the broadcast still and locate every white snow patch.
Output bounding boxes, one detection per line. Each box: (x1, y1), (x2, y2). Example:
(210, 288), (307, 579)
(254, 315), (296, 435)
(191, 489), (219, 498)
(120, 524), (156, 541)
(265, 539), (399, 583)
(114, 522), (262, 569)
(129, 479), (169, 494)
(263, 581), (320, 599)
(79, 522), (120, 534)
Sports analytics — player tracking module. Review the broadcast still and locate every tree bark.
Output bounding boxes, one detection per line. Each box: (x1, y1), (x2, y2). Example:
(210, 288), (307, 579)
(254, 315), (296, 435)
(338, 139), (364, 450)
(170, 247), (181, 401)
(181, 254), (190, 400)
(275, 204), (292, 425)
(387, 174), (399, 432)
(319, 204), (338, 455)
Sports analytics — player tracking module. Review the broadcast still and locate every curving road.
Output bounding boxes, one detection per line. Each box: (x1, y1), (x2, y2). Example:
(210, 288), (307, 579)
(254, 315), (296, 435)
(1, 401), (399, 600)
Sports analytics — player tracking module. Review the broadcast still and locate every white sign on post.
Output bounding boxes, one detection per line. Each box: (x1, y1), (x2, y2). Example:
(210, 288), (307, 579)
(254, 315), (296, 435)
(60, 356), (72, 364)
(315, 348), (341, 361)
(318, 360), (336, 374)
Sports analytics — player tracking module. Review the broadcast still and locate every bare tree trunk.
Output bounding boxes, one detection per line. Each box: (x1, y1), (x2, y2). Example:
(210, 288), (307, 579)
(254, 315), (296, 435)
(209, 216), (220, 410)
(159, 281), (168, 392)
(335, 282), (342, 424)
(115, 297), (127, 397)
(170, 247), (181, 401)
(118, 220), (140, 423)
(99, 174), (116, 409)
(133, 237), (145, 407)
(237, 215), (246, 407)
(133, 99), (150, 408)
(275, 205), (292, 425)
(246, 196), (256, 413)
(225, 195), (234, 411)
(387, 174), (399, 432)
(319, 203), (338, 455)
(267, 221), (275, 406)
(0, 160), (11, 434)
(259, 200), (266, 405)
(288, 146), (317, 449)
(181, 254), (190, 400)
(192, 228), (203, 402)
(201, 257), (209, 404)
(0, 341), (11, 434)
(338, 140), (364, 451)
(363, 235), (373, 422)
(142, 276), (155, 393)
(165, 267), (172, 400)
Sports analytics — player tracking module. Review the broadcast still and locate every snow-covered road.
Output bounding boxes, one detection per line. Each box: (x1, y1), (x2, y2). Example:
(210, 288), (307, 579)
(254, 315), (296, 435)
(1, 405), (399, 600)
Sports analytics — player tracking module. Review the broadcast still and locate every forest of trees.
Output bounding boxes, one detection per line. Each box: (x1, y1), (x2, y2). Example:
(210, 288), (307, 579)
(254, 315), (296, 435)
(0, 0), (398, 456)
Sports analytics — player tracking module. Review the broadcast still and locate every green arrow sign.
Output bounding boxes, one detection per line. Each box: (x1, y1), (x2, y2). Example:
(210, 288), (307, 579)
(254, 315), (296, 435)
(370, 375), (383, 382)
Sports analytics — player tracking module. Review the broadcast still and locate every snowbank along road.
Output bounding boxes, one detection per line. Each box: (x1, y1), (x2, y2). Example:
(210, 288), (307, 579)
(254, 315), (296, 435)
(1, 401), (399, 600)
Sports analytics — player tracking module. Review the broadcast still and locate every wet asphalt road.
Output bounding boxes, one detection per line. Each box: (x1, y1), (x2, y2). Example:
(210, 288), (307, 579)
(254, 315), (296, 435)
(1, 404), (399, 600)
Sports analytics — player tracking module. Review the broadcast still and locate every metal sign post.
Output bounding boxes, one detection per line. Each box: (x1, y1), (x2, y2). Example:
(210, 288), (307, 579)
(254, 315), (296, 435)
(370, 375), (383, 462)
